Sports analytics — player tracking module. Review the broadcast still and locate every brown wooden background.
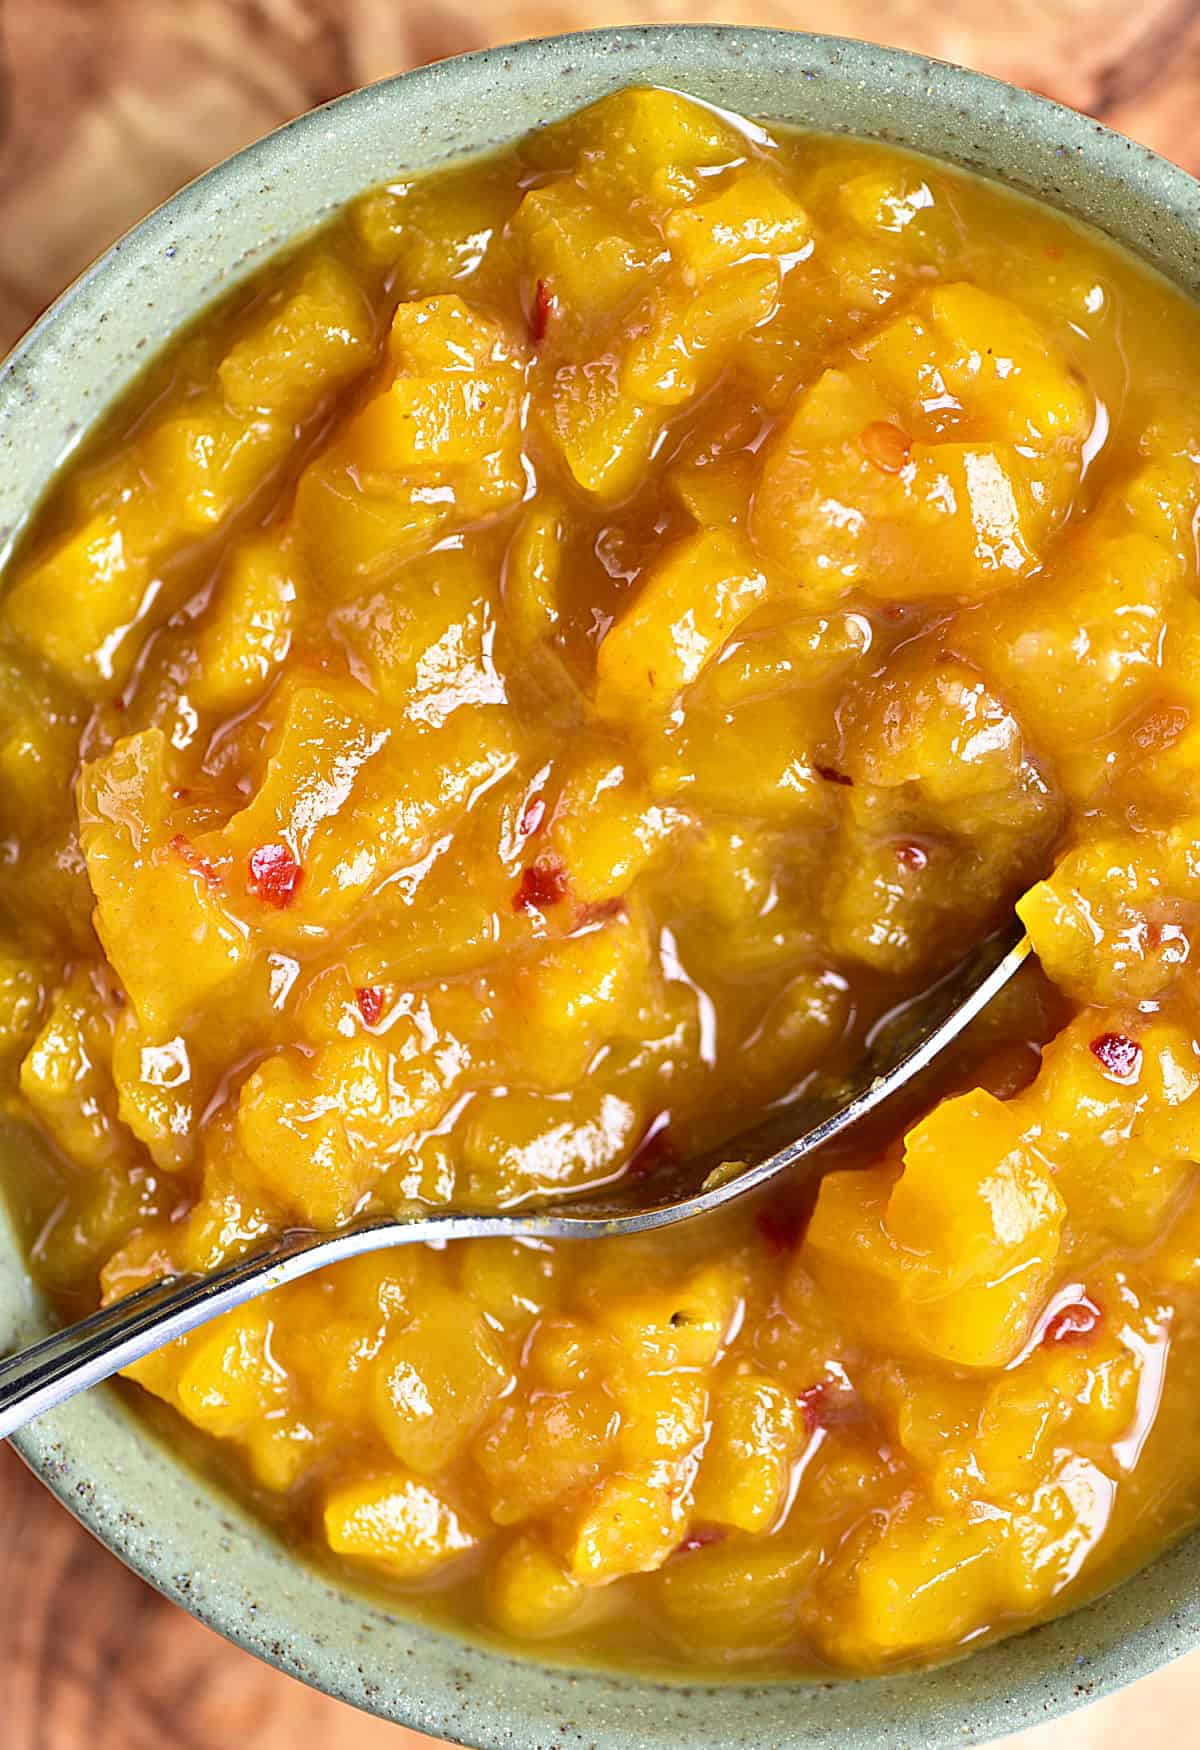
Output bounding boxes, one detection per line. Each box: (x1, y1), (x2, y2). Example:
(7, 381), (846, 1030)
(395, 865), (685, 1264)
(4, 1), (1200, 1745)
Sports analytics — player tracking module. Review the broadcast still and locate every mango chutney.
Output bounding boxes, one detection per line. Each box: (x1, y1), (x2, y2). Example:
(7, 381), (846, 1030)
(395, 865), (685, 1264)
(5, 85), (1200, 1676)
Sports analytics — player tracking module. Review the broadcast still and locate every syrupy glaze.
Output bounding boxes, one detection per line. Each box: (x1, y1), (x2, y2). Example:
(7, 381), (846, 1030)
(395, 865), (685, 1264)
(4, 86), (1200, 1674)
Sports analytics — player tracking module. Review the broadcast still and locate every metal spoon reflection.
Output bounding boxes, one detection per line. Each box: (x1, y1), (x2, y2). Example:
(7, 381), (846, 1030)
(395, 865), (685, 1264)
(0, 927), (1030, 1440)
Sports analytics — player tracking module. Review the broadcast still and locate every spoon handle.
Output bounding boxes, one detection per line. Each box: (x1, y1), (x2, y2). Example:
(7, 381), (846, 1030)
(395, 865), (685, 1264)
(1, 931), (1032, 1440)
(0, 1220), (422, 1440)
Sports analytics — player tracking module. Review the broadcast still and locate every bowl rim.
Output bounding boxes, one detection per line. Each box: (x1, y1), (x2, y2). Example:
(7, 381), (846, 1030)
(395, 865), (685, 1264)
(6, 23), (1200, 1748)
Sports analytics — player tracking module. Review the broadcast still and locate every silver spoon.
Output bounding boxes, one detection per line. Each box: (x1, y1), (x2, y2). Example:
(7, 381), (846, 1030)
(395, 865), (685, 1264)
(0, 928), (1029, 1439)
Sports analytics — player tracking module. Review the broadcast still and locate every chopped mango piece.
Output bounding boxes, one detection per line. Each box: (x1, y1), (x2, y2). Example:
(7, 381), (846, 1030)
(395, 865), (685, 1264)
(621, 259), (782, 408)
(594, 1262), (742, 1370)
(191, 532), (301, 712)
(175, 1302), (288, 1438)
(330, 546), (504, 724)
(666, 171), (810, 280)
(488, 1537), (586, 1636)
(78, 730), (252, 1034)
(655, 1539), (819, 1658)
(503, 500), (565, 647)
(142, 400), (291, 535)
(349, 373), (519, 469)
(474, 1385), (615, 1525)
(18, 968), (131, 1170)
(825, 1509), (1009, 1664)
(324, 1472), (478, 1577)
(372, 1286), (512, 1473)
(5, 503), (159, 695)
(888, 1091), (1066, 1367)
(515, 908), (654, 1083)
(218, 256), (374, 420)
(548, 360), (662, 502)
(462, 1085), (642, 1202)
(692, 1374), (804, 1532)
(511, 181), (665, 324)
(544, 87), (747, 206)
(237, 1028), (451, 1226)
(1017, 833), (1184, 1005)
(545, 758), (683, 901)
(567, 1474), (684, 1583)
(751, 284), (1091, 602)
(0, 948), (46, 1060)
(596, 528), (767, 719)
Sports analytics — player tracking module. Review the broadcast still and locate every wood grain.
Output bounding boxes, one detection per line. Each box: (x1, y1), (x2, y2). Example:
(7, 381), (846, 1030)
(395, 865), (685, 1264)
(4, 1437), (1200, 1750)
(3, 0), (1200, 355)
(4, 2), (1200, 1746)
(0, 1443), (410, 1750)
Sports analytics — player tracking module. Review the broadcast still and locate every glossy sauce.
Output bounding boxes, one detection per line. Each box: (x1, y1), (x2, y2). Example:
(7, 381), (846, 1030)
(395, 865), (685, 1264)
(2, 87), (1200, 1675)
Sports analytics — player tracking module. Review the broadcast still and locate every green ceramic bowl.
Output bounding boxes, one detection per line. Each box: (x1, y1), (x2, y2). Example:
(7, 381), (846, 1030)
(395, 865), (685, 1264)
(4, 25), (1200, 1747)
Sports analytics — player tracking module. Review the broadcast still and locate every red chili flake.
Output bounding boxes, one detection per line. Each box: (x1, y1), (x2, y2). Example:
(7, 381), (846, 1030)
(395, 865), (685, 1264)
(627, 1117), (677, 1181)
(1089, 1032), (1142, 1082)
(673, 1527), (726, 1557)
(859, 420), (912, 474)
(247, 842), (304, 910)
(530, 278), (556, 344)
(1044, 243), (1064, 260)
(512, 855), (568, 913)
(1043, 1294), (1103, 1346)
(112, 695), (126, 713)
(356, 986), (386, 1028)
(172, 787), (191, 802)
(895, 840), (928, 871)
(169, 833), (221, 888)
(518, 795), (546, 839)
(755, 1201), (810, 1256)
(815, 764), (854, 788)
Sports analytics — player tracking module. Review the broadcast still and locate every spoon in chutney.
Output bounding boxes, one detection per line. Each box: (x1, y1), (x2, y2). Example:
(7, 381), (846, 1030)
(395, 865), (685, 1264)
(0, 926), (1030, 1439)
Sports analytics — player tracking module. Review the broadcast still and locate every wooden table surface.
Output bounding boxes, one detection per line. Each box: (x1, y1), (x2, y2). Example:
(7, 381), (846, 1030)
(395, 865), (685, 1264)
(4, 2), (1200, 1745)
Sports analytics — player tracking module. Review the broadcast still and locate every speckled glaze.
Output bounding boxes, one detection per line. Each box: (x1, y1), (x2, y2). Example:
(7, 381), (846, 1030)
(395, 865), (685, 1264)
(3, 26), (1200, 1747)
